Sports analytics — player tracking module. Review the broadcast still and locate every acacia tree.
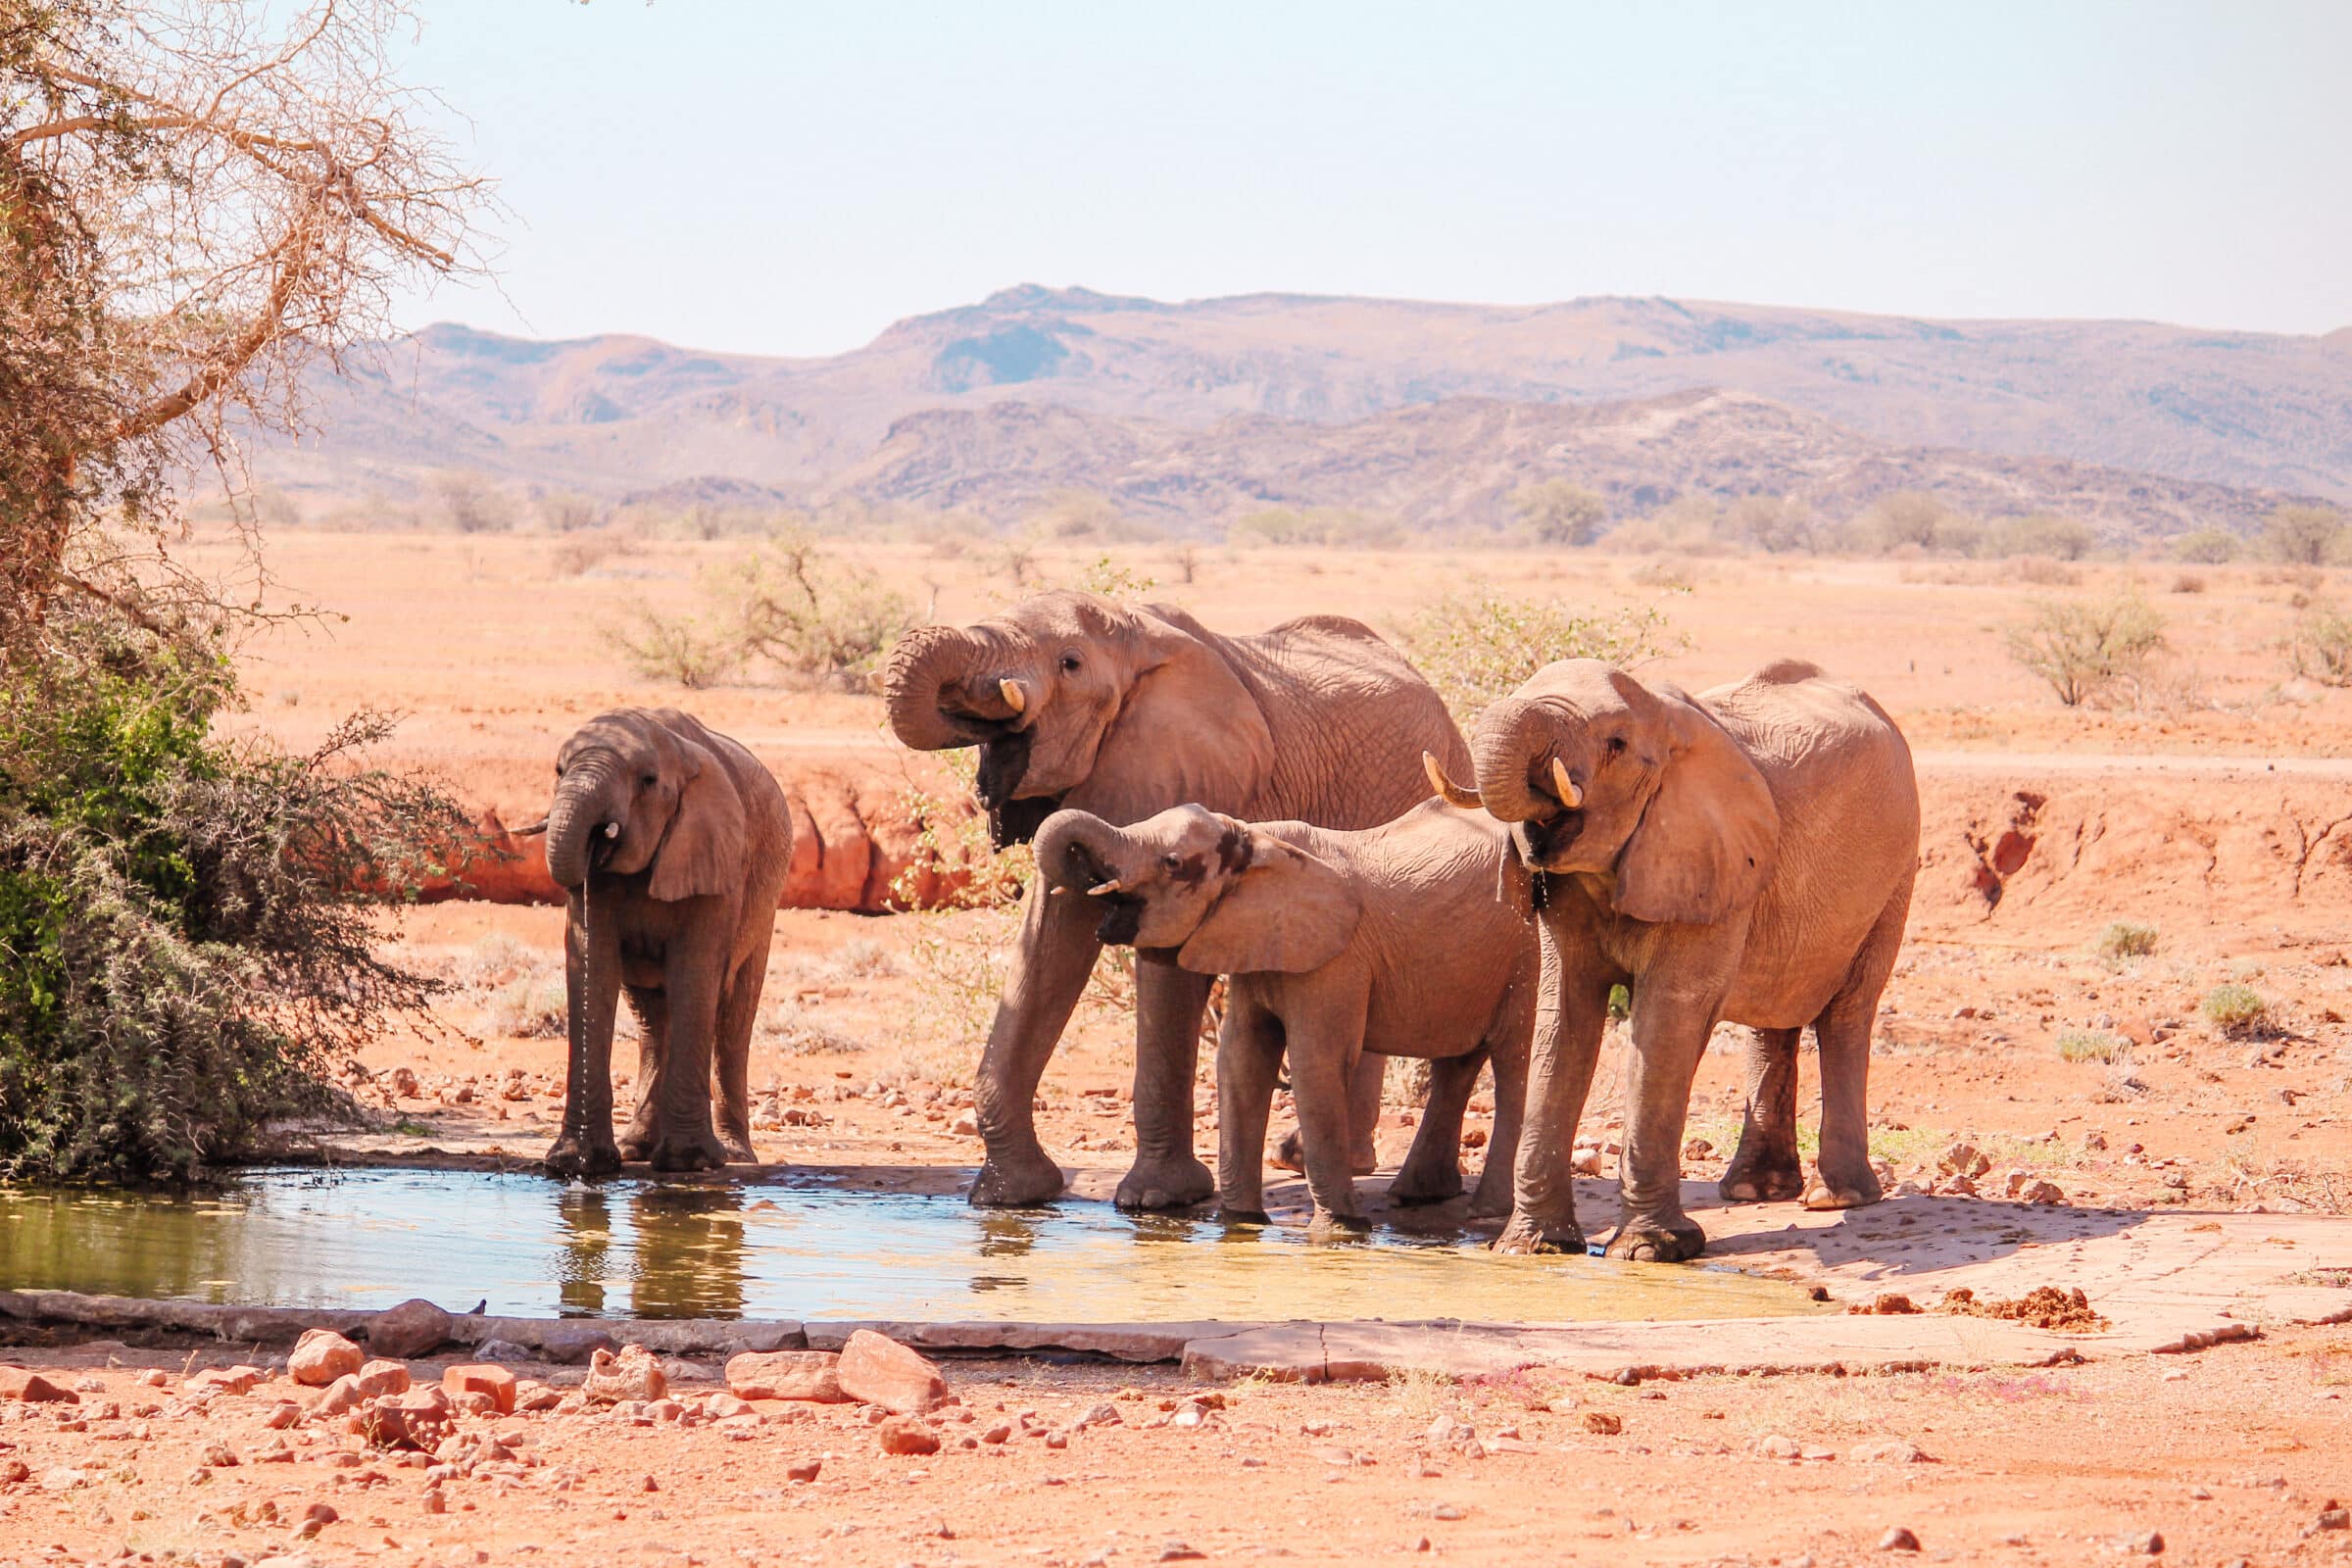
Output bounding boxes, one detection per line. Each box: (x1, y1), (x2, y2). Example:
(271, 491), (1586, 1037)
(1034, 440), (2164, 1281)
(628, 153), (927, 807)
(2, 0), (487, 643)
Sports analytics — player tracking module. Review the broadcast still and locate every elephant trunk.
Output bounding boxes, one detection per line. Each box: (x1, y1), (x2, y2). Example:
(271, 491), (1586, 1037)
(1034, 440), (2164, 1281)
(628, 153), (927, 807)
(1032, 809), (1134, 895)
(882, 622), (1028, 751)
(545, 754), (622, 889)
(1468, 696), (1556, 823)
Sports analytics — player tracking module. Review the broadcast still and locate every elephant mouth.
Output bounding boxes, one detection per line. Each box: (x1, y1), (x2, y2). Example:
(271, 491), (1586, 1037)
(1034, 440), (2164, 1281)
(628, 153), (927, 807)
(1516, 808), (1587, 870)
(1093, 897), (1145, 947)
(975, 731), (1062, 849)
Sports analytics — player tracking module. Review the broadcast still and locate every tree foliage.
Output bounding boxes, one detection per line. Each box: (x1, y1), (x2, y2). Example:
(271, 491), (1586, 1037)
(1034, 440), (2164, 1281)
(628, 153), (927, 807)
(2004, 590), (2167, 708)
(1398, 585), (1686, 719)
(1511, 479), (1608, 546)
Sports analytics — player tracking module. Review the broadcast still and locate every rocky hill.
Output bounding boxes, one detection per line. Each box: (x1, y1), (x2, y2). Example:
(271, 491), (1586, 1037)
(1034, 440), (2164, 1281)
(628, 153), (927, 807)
(258, 286), (2352, 537)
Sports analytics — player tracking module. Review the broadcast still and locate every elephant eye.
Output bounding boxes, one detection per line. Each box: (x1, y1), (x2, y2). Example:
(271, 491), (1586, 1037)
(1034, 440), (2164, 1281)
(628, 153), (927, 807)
(1060, 653), (1082, 672)
(640, 773), (658, 789)
(1605, 736), (1628, 758)
(1161, 854), (1181, 872)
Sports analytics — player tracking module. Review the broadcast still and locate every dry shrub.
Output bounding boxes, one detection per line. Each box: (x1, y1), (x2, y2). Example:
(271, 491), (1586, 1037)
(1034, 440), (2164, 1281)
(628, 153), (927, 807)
(552, 532), (641, 578)
(2008, 556), (2081, 587)
(2004, 590), (2166, 707)
(2170, 571), (2207, 594)
(1397, 585), (1685, 717)
(2284, 606), (2352, 686)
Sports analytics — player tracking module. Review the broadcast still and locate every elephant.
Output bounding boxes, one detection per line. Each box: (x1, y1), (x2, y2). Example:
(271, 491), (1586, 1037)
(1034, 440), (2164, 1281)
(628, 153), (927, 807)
(538, 708), (794, 1177)
(1428, 657), (1918, 1262)
(1033, 800), (1537, 1234)
(882, 590), (1470, 1209)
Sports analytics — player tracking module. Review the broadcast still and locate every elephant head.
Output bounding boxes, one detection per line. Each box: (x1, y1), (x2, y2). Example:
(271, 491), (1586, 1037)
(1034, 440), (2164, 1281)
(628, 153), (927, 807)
(882, 591), (1275, 848)
(1430, 660), (1779, 926)
(545, 709), (746, 901)
(1032, 806), (1360, 974)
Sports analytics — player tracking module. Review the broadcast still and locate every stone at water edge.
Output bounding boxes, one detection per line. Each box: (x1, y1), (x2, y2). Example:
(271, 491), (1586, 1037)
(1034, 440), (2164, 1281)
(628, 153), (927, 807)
(360, 1386), (454, 1451)
(724, 1349), (846, 1403)
(837, 1328), (950, 1414)
(365, 1298), (453, 1358)
(581, 1345), (666, 1403)
(876, 1416), (942, 1455)
(442, 1364), (517, 1415)
(288, 1329), (364, 1388)
(353, 1359), (411, 1397)
(0, 1367), (78, 1404)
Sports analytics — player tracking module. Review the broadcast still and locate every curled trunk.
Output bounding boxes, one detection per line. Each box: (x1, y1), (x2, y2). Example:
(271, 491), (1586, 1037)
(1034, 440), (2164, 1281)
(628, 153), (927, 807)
(884, 623), (1022, 751)
(1468, 696), (1550, 822)
(545, 757), (618, 889)
(1032, 809), (1133, 894)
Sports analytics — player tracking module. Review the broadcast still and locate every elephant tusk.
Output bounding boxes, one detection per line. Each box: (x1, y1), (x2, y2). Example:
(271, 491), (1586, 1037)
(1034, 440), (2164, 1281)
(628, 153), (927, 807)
(1087, 878), (1123, 897)
(999, 678), (1026, 713)
(603, 821), (621, 840)
(1551, 758), (1583, 810)
(514, 817), (549, 837)
(1424, 751), (1484, 809)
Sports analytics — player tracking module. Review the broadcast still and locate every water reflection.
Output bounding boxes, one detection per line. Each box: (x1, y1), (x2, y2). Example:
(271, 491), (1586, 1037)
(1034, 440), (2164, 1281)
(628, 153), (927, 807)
(625, 1185), (746, 1319)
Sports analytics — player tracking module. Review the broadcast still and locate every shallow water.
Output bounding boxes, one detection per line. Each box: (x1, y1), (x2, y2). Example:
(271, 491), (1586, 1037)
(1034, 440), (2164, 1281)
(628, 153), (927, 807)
(0, 1168), (1819, 1324)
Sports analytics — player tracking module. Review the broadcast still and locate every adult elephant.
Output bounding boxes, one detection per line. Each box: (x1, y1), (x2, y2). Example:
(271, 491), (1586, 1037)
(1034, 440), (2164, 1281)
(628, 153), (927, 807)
(539, 708), (793, 1177)
(1429, 658), (1917, 1261)
(883, 590), (1469, 1208)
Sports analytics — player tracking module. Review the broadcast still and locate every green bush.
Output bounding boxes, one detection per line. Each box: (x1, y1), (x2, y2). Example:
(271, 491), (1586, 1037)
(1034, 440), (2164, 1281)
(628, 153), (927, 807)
(2055, 1030), (2129, 1063)
(0, 610), (468, 1179)
(2096, 921), (2159, 959)
(2171, 528), (2241, 564)
(2004, 590), (2167, 707)
(2285, 606), (2352, 687)
(1987, 513), (2095, 562)
(2201, 983), (2273, 1038)
(2262, 504), (2346, 567)
(1397, 586), (1685, 717)
(1510, 479), (1607, 546)
(610, 530), (914, 691)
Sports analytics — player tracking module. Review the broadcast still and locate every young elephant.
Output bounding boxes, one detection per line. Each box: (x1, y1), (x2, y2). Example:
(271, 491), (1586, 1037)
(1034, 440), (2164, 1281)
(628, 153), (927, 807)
(1033, 800), (1537, 1233)
(538, 709), (793, 1177)
(1431, 658), (1918, 1262)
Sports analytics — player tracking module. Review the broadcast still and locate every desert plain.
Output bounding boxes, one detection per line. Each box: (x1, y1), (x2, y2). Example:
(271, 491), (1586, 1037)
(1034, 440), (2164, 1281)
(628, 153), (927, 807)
(5, 529), (2351, 1567)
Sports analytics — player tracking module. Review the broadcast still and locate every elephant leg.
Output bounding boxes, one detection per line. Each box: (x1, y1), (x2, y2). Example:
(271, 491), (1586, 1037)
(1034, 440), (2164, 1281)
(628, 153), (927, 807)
(1804, 886), (1908, 1210)
(1273, 1053), (1386, 1175)
(710, 953), (763, 1164)
(1721, 1026), (1805, 1201)
(1468, 960), (1538, 1220)
(1288, 989), (1374, 1237)
(1388, 1053), (1475, 1206)
(1604, 967), (1731, 1263)
(1213, 999), (1284, 1221)
(646, 910), (729, 1173)
(615, 987), (666, 1162)
(1495, 930), (1612, 1255)
(970, 880), (1102, 1206)
(1117, 956), (1217, 1211)
(547, 893), (624, 1179)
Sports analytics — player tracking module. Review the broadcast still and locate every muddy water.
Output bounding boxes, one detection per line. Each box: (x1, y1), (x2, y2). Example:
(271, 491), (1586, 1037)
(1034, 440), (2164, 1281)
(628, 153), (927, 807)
(0, 1169), (1820, 1323)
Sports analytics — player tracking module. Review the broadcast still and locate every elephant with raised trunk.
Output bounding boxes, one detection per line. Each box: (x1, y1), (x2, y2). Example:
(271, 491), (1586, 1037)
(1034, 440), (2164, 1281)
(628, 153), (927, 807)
(1034, 800), (1535, 1235)
(1430, 658), (1917, 1261)
(541, 708), (792, 1177)
(882, 590), (1469, 1209)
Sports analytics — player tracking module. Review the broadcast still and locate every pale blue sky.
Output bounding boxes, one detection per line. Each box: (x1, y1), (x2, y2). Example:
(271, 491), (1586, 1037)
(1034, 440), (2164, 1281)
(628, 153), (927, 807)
(396, 1), (2352, 355)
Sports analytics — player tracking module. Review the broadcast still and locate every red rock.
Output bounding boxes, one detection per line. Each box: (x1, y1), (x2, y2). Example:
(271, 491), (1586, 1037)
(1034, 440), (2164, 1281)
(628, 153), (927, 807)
(876, 1416), (942, 1456)
(186, 1367), (262, 1396)
(265, 1401), (302, 1430)
(362, 1387), (454, 1451)
(312, 1373), (368, 1417)
(1880, 1526), (1922, 1551)
(0, 1459), (28, 1484)
(1583, 1412), (1623, 1436)
(581, 1345), (666, 1404)
(514, 1380), (561, 1413)
(442, 1364), (517, 1415)
(366, 1298), (453, 1358)
(289, 1329), (365, 1388)
(837, 1329), (949, 1415)
(786, 1458), (821, 1483)
(0, 1367), (77, 1404)
(724, 1350), (846, 1403)
(354, 1359), (412, 1397)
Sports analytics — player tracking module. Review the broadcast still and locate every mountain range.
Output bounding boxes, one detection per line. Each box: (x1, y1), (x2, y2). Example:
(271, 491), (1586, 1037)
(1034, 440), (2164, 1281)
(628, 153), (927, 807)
(263, 286), (2352, 541)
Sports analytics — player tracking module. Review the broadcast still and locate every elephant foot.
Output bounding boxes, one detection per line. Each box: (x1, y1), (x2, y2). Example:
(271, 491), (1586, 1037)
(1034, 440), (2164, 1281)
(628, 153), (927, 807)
(648, 1133), (729, 1173)
(1465, 1178), (1514, 1221)
(1492, 1210), (1586, 1255)
(544, 1134), (622, 1180)
(1388, 1161), (1465, 1207)
(967, 1147), (1068, 1207)
(1802, 1160), (1884, 1211)
(1604, 1216), (1708, 1263)
(1718, 1152), (1805, 1203)
(719, 1133), (759, 1164)
(1114, 1153), (1215, 1212)
(1272, 1128), (1376, 1177)
(1306, 1209), (1372, 1243)
(1219, 1208), (1273, 1227)
(615, 1128), (654, 1163)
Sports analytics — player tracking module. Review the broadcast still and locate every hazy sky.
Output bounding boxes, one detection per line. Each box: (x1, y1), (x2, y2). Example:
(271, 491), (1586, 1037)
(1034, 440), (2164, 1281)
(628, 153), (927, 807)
(395, 2), (2352, 355)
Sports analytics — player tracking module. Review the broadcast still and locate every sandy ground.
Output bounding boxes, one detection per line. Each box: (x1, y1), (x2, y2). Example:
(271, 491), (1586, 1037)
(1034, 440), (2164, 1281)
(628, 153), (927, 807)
(7, 532), (2352, 1563)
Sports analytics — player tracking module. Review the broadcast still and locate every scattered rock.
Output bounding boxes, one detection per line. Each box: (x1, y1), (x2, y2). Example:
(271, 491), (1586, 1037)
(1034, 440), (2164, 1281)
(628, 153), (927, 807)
(786, 1458), (821, 1483)
(0, 1459), (28, 1485)
(2118, 1532), (2165, 1554)
(264, 1401), (302, 1430)
(1880, 1526), (1922, 1552)
(187, 1367), (263, 1396)
(353, 1359), (412, 1398)
(1158, 1544), (1206, 1563)
(1571, 1147), (1603, 1176)
(1683, 1136), (1714, 1160)
(1851, 1440), (1928, 1465)
(295, 1501), (339, 1541)
(311, 1374), (368, 1418)
(837, 1328), (950, 1414)
(537, 1322), (619, 1364)
(1072, 1400), (1122, 1432)
(442, 1364), (517, 1415)
(288, 1330), (364, 1388)
(360, 1387), (454, 1452)
(365, 1298), (452, 1358)
(1755, 1434), (1801, 1459)
(0, 1367), (78, 1404)
(2316, 1508), (2349, 1532)
(876, 1416), (941, 1456)
(582, 1345), (667, 1404)
(1938, 1285), (2108, 1333)
(1936, 1144), (1990, 1179)
(1868, 1294), (1920, 1315)
(724, 1349), (846, 1402)
(1583, 1412), (1623, 1436)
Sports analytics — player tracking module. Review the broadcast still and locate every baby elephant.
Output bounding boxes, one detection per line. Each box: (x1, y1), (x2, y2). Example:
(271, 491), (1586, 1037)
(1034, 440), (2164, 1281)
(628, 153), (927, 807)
(1034, 800), (1537, 1234)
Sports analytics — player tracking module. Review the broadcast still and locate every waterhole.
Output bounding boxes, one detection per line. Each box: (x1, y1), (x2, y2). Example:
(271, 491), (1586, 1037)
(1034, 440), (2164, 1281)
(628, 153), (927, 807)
(0, 1168), (1822, 1324)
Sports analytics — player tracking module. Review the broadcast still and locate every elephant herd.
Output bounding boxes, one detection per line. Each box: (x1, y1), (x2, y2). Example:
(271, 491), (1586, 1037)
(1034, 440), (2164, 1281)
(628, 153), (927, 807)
(538, 590), (1919, 1264)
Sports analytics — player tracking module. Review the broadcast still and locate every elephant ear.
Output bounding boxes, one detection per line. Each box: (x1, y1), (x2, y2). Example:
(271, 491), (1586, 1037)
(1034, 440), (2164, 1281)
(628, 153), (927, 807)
(1612, 697), (1779, 928)
(649, 734), (750, 903)
(1077, 609), (1277, 818)
(1176, 828), (1361, 976)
